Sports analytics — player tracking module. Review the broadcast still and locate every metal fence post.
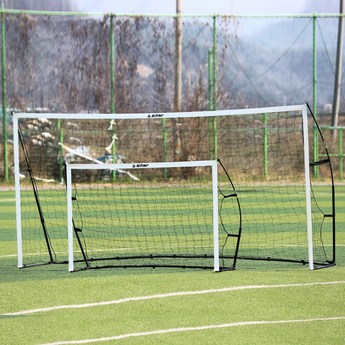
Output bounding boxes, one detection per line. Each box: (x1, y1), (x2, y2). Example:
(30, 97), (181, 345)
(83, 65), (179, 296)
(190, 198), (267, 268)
(313, 14), (319, 179)
(212, 16), (218, 159)
(1, 9), (8, 181)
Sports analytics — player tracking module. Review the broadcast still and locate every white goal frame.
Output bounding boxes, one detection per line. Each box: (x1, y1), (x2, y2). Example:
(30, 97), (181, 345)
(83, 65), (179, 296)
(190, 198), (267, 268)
(66, 160), (219, 272)
(12, 103), (315, 270)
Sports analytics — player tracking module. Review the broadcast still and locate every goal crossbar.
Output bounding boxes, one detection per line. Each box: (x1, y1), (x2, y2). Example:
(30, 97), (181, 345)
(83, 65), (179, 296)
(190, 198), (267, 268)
(13, 104), (306, 120)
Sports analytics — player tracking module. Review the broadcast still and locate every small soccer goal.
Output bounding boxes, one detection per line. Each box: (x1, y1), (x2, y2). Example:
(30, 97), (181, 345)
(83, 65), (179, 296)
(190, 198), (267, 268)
(12, 103), (336, 271)
(65, 160), (223, 271)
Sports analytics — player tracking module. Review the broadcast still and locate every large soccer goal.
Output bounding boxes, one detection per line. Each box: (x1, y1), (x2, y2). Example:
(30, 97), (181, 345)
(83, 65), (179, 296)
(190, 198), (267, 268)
(12, 103), (335, 271)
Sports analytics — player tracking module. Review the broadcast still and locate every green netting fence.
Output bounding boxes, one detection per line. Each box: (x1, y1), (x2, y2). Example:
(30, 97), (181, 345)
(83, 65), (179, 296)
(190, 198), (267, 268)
(1, 10), (345, 181)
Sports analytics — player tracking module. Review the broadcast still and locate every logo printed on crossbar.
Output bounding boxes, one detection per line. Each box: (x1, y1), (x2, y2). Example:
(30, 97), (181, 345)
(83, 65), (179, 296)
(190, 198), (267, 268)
(148, 113), (164, 118)
(132, 163), (149, 168)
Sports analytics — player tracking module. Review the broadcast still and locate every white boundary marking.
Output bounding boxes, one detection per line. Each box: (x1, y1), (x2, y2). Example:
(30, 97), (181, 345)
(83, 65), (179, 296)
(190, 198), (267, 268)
(0, 253), (18, 258)
(3, 244), (344, 259)
(41, 316), (345, 345)
(3, 281), (345, 316)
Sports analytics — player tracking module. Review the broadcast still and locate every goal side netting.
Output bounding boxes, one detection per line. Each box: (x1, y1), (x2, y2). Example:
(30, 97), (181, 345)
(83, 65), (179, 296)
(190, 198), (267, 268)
(12, 104), (335, 271)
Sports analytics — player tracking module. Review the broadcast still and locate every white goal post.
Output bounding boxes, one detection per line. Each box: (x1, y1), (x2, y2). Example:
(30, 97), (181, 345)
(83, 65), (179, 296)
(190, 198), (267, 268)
(12, 103), (335, 271)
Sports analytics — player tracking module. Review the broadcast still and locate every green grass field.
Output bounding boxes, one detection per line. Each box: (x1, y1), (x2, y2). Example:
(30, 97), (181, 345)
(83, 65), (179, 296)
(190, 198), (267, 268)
(1, 187), (344, 345)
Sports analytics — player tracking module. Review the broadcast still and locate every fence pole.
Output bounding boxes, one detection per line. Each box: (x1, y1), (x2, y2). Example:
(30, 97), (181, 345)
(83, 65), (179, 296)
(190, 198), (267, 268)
(110, 14), (115, 114)
(212, 16), (217, 111)
(212, 16), (218, 159)
(208, 49), (213, 159)
(110, 15), (117, 180)
(1, 10), (8, 181)
(331, 3), (344, 133)
(312, 15), (319, 179)
(58, 120), (63, 183)
(162, 118), (167, 178)
(174, 0), (182, 112)
(208, 49), (213, 110)
(339, 128), (343, 180)
(263, 113), (268, 177)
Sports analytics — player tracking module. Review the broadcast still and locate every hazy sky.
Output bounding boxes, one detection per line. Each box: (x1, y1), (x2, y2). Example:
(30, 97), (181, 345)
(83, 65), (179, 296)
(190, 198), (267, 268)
(74, 0), (340, 15)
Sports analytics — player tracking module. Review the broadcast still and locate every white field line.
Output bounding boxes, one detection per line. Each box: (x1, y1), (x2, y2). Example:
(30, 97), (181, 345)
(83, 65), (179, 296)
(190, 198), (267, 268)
(40, 316), (345, 345)
(0, 245), (203, 259)
(4, 243), (344, 259)
(3, 281), (345, 317)
(0, 243), (213, 259)
(0, 253), (18, 258)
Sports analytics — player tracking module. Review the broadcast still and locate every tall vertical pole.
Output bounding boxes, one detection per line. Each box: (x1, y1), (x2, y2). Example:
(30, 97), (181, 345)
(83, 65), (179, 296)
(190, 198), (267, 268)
(174, 0), (182, 112)
(312, 15), (319, 179)
(1, 9), (8, 181)
(58, 120), (63, 183)
(208, 49), (213, 159)
(172, 0), (182, 161)
(212, 16), (218, 159)
(208, 49), (213, 111)
(162, 121), (167, 159)
(339, 128), (343, 180)
(162, 118), (167, 176)
(110, 15), (117, 180)
(212, 16), (217, 111)
(110, 14), (115, 114)
(263, 113), (268, 177)
(332, 0), (344, 134)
